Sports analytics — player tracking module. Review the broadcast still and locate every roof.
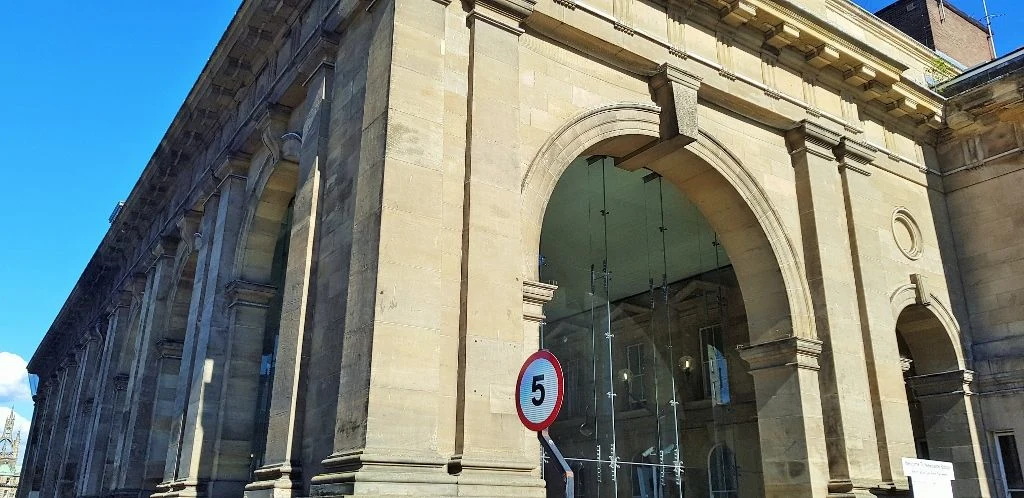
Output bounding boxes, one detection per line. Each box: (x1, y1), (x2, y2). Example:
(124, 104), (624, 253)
(936, 46), (1024, 96)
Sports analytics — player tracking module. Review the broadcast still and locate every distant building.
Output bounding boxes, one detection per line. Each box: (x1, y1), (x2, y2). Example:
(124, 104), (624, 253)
(875, 0), (996, 68)
(0, 410), (21, 498)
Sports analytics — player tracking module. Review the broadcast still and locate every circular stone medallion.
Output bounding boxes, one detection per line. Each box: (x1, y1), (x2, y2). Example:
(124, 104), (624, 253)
(892, 208), (922, 260)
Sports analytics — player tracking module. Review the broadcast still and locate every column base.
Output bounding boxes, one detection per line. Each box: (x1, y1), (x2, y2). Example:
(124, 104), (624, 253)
(449, 454), (545, 497)
(310, 449), (457, 497)
(828, 478), (905, 497)
(244, 462), (303, 498)
(866, 483), (911, 497)
(150, 479), (200, 498)
(148, 478), (246, 498)
(109, 489), (153, 498)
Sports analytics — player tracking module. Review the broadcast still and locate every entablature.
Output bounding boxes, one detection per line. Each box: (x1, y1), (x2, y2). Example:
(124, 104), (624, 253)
(530, 0), (944, 133)
(29, 0), (339, 376)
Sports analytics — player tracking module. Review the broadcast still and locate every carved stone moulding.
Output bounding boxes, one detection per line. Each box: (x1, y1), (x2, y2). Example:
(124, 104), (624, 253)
(891, 207), (922, 260)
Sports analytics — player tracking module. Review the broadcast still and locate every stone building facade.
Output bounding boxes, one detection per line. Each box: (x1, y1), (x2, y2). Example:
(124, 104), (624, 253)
(13, 0), (1024, 497)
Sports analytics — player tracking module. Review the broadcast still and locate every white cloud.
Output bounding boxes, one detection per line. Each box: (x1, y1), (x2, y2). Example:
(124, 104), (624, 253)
(0, 352), (31, 404)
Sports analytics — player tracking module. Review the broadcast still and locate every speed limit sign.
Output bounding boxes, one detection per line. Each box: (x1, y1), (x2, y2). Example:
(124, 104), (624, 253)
(516, 350), (564, 432)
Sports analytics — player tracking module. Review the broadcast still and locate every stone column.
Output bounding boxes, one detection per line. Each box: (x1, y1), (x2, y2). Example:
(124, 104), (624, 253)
(104, 374), (132, 493)
(38, 357), (79, 498)
(112, 242), (177, 497)
(834, 138), (918, 488)
(156, 210), (205, 493)
(245, 44), (334, 498)
(446, 0), (545, 495)
(787, 121), (883, 495)
(54, 326), (105, 496)
(906, 370), (992, 498)
(79, 295), (134, 498)
(310, 0), (459, 494)
(739, 336), (830, 498)
(160, 161), (250, 497)
(17, 379), (52, 496)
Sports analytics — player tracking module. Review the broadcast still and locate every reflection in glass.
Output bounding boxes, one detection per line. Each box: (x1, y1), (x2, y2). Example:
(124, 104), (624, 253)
(539, 157), (762, 497)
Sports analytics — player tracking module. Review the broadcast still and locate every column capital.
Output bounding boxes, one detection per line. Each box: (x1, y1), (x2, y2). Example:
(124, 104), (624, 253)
(173, 209), (204, 254)
(834, 137), (876, 176)
(59, 353), (79, 369)
(468, 0), (536, 35)
(152, 234), (181, 261)
(258, 103), (295, 165)
(129, 272), (149, 295)
(155, 339), (184, 360)
(214, 151), (251, 179)
(522, 280), (557, 324)
(225, 279), (277, 308)
(786, 120), (841, 160)
(112, 373), (130, 391)
(907, 369), (975, 398)
(738, 335), (823, 371)
(105, 289), (133, 315)
(297, 31), (339, 88)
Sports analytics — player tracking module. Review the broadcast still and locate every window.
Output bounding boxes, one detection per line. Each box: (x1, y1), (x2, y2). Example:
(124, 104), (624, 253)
(562, 356), (581, 418)
(995, 432), (1024, 498)
(708, 444), (738, 498)
(625, 343), (647, 407)
(699, 325), (730, 405)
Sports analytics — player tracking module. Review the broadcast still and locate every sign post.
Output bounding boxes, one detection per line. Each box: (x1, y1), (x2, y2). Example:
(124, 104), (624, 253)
(902, 457), (955, 498)
(516, 350), (573, 498)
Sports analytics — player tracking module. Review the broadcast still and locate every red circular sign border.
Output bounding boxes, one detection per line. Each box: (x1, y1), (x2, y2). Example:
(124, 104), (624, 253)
(515, 349), (564, 432)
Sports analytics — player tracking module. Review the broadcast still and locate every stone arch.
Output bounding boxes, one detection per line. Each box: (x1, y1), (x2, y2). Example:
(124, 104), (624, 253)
(521, 102), (813, 344)
(163, 244), (199, 343)
(889, 284), (966, 372)
(234, 155), (299, 284)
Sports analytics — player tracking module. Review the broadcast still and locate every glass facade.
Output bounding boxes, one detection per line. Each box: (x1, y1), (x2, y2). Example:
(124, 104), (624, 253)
(539, 157), (762, 498)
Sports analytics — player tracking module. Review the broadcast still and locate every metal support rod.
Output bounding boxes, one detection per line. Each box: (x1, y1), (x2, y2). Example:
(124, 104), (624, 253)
(540, 429), (575, 498)
(981, 0), (997, 58)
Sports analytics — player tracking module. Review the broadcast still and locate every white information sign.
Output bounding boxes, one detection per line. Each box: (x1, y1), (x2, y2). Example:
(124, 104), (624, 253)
(516, 350), (564, 432)
(902, 457), (955, 498)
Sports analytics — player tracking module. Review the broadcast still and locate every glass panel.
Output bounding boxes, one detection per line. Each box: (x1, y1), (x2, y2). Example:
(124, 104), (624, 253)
(541, 157), (761, 497)
(999, 434), (1024, 490)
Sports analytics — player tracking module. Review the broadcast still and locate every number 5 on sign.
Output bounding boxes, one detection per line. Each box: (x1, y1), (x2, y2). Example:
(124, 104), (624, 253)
(516, 350), (573, 498)
(516, 350), (564, 432)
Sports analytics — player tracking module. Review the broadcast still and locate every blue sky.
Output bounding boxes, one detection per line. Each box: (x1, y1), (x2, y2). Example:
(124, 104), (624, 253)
(0, 0), (1022, 464)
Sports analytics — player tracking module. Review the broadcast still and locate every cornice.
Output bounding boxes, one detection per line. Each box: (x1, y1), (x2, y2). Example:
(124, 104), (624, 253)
(30, 0), (320, 376)
(692, 0), (944, 120)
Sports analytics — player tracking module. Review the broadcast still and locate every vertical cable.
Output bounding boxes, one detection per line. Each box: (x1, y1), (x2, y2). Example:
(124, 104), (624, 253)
(658, 178), (684, 496)
(641, 171), (664, 493)
(599, 157), (619, 497)
(586, 158), (602, 487)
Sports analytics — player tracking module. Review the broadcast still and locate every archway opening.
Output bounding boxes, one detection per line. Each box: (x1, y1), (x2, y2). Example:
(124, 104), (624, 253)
(895, 303), (965, 461)
(236, 159), (298, 478)
(163, 248), (199, 482)
(538, 155), (764, 498)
